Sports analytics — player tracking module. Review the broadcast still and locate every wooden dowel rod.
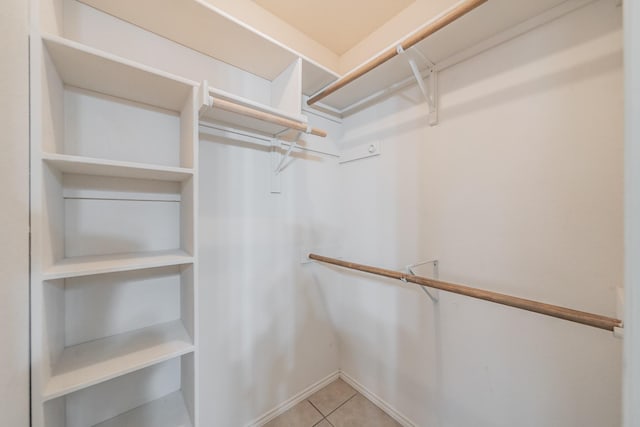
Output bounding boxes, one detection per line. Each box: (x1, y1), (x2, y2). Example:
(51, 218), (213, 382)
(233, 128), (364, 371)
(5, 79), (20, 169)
(211, 96), (327, 137)
(308, 253), (623, 332)
(307, 0), (488, 106)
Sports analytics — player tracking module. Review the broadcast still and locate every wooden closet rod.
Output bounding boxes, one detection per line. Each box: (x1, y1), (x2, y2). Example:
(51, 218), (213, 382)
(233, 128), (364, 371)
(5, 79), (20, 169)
(308, 254), (623, 332)
(307, 0), (488, 106)
(211, 96), (327, 137)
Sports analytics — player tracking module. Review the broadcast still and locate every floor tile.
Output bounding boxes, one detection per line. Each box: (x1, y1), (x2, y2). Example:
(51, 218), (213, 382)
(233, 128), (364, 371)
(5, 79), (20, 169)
(327, 394), (401, 427)
(264, 401), (323, 427)
(314, 420), (333, 427)
(308, 379), (357, 416)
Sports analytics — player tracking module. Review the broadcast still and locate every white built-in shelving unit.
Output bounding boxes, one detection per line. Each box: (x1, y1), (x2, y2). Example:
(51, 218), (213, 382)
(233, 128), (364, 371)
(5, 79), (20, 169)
(30, 22), (328, 427)
(30, 33), (200, 427)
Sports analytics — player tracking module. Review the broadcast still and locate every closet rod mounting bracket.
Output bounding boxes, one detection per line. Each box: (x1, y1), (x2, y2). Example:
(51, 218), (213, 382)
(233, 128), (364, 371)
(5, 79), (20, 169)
(405, 259), (439, 302)
(273, 125), (312, 175)
(397, 45), (438, 126)
(270, 126), (308, 193)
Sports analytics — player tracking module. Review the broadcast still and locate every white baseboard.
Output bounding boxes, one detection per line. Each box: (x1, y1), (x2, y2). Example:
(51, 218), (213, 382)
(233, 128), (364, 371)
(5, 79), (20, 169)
(246, 370), (340, 427)
(246, 369), (416, 427)
(339, 371), (418, 427)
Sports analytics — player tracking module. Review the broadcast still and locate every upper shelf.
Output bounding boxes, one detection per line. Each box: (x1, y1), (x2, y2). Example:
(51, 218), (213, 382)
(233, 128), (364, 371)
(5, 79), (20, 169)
(42, 34), (196, 112)
(41, 34), (327, 139)
(309, 0), (583, 111)
(75, 0), (582, 114)
(76, 0), (339, 96)
(199, 85), (328, 138)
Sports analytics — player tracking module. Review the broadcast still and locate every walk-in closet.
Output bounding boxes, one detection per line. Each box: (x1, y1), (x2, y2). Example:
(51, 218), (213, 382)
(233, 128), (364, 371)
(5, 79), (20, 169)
(1, 0), (640, 426)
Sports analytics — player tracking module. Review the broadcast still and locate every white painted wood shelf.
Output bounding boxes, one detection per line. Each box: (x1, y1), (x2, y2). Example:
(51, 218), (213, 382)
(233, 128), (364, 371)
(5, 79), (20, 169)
(41, 33), (329, 143)
(32, 27), (200, 426)
(44, 320), (194, 400)
(311, 0), (590, 111)
(93, 391), (193, 427)
(43, 34), (196, 111)
(43, 153), (194, 182)
(76, 0), (339, 95)
(43, 250), (194, 280)
(200, 86), (309, 137)
(71, 0), (589, 114)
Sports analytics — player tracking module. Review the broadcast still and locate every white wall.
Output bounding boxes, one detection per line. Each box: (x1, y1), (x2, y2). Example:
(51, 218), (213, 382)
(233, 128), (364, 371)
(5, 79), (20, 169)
(624, 0), (640, 426)
(0, 0), (30, 425)
(330, 1), (623, 426)
(198, 114), (343, 425)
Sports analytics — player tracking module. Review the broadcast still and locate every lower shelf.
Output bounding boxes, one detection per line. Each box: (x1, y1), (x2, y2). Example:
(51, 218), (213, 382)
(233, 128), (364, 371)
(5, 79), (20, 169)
(44, 320), (194, 400)
(94, 391), (193, 427)
(42, 355), (195, 427)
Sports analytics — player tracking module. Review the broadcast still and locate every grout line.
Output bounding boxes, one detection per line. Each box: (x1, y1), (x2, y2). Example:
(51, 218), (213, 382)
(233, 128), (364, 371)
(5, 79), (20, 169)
(311, 417), (327, 427)
(247, 371), (340, 427)
(322, 392), (359, 419)
(307, 399), (325, 427)
(339, 371), (417, 427)
(307, 399), (323, 417)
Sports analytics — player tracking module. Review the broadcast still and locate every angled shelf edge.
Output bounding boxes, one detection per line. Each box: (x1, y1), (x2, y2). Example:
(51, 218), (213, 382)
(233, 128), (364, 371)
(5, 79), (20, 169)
(43, 153), (195, 182)
(41, 33), (197, 112)
(43, 320), (195, 401)
(42, 250), (194, 280)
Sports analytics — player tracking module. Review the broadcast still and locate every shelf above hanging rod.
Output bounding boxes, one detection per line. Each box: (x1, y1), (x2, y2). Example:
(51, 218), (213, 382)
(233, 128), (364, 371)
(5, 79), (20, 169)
(307, 0), (488, 106)
(199, 82), (327, 138)
(306, 0), (582, 113)
(308, 253), (623, 333)
(209, 96), (327, 137)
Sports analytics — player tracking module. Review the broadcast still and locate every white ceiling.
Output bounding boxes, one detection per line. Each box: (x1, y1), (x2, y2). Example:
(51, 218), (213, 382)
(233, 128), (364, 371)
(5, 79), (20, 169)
(253, 0), (416, 55)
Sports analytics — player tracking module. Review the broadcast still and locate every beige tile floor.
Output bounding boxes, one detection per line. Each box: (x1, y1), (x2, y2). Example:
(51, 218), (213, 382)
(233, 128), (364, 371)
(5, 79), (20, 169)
(263, 379), (401, 427)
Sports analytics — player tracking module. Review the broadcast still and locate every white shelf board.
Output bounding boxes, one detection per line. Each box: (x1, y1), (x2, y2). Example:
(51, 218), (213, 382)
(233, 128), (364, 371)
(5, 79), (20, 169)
(42, 34), (196, 111)
(44, 320), (194, 401)
(43, 153), (194, 182)
(210, 86), (308, 123)
(76, 0), (338, 95)
(43, 250), (194, 280)
(201, 106), (291, 136)
(200, 87), (310, 137)
(93, 391), (193, 427)
(315, 0), (583, 110)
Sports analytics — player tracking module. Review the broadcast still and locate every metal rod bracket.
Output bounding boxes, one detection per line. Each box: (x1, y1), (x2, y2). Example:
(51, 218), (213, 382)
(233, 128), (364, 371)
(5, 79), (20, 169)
(396, 45), (438, 126)
(274, 130), (303, 174)
(405, 259), (439, 302)
(270, 138), (282, 193)
(614, 326), (624, 339)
